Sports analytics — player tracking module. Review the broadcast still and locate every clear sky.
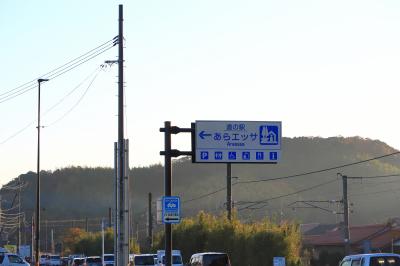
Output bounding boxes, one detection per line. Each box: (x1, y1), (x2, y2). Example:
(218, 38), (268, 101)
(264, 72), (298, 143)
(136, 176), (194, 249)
(1, 0), (400, 184)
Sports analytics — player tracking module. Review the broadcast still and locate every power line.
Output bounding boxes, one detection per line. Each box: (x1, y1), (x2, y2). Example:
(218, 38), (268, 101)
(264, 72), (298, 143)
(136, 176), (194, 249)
(237, 178), (338, 211)
(0, 67), (102, 145)
(237, 151), (400, 185)
(0, 39), (116, 104)
(0, 38), (115, 98)
(349, 186), (400, 198)
(45, 69), (101, 127)
(182, 187), (227, 203)
(346, 174), (400, 179)
(239, 173), (400, 212)
(183, 151), (400, 204)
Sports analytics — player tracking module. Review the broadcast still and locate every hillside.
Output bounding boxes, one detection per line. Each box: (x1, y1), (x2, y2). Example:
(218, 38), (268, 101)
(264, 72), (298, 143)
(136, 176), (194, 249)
(2, 136), (400, 228)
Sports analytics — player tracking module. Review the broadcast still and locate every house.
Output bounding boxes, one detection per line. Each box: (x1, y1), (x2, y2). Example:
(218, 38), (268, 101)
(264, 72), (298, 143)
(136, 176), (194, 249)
(302, 219), (400, 266)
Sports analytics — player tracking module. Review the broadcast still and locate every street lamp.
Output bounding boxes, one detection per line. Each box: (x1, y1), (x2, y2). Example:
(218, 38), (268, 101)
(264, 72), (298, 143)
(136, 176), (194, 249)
(35, 78), (49, 266)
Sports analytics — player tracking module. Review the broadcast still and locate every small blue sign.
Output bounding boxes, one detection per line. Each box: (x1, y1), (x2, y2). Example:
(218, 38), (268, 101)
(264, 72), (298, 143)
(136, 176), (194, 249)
(200, 151), (209, 160)
(270, 152), (278, 161)
(215, 152), (223, 160)
(228, 152), (237, 160)
(260, 125), (279, 145)
(162, 196), (180, 224)
(242, 152), (250, 160)
(256, 152), (264, 160)
(273, 257), (285, 266)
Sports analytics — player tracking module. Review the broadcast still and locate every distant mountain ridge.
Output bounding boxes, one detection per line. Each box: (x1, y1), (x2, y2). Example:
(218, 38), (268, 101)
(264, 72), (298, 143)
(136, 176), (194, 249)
(2, 136), (400, 226)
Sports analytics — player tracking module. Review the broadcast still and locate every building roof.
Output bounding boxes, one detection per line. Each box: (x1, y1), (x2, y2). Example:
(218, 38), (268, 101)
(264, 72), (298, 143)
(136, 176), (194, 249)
(303, 223), (390, 246)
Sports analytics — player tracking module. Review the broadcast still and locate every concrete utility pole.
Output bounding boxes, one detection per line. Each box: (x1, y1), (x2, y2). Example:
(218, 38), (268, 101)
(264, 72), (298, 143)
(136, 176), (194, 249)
(50, 229), (54, 254)
(340, 174), (351, 255)
(115, 5), (129, 266)
(147, 193), (153, 249)
(226, 163), (232, 221)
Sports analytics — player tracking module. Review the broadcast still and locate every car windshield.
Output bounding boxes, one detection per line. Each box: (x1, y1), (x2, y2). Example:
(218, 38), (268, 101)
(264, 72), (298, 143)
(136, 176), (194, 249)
(86, 258), (101, 263)
(51, 256), (60, 260)
(370, 257), (400, 266)
(203, 254), (229, 266)
(134, 256), (155, 265)
(162, 255), (182, 264)
(74, 259), (85, 265)
(8, 255), (23, 264)
(104, 256), (114, 261)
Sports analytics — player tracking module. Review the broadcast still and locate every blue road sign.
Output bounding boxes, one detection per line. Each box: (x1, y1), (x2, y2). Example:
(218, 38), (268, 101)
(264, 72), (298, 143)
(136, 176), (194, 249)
(195, 121), (281, 163)
(162, 196), (180, 224)
(273, 257), (285, 266)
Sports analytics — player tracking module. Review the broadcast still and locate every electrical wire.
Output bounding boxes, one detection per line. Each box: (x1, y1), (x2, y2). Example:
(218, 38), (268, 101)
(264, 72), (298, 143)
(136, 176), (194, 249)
(237, 152), (400, 185)
(0, 38), (115, 99)
(0, 67), (102, 145)
(237, 178), (339, 211)
(0, 40), (115, 104)
(240, 173), (400, 211)
(183, 151), (400, 204)
(45, 69), (101, 127)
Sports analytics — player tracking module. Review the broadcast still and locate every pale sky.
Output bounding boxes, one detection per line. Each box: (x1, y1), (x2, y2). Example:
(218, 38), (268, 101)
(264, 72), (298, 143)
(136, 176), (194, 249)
(1, 0), (400, 184)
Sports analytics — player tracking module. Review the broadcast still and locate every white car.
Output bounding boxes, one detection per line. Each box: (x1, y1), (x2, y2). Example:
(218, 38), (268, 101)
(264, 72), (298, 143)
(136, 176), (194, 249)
(50, 255), (61, 266)
(0, 253), (30, 266)
(103, 254), (114, 266)
(157, 250), (183, 266)
(340, 253), (400, 266)
(84, 257), (102, 266)
(40, 254), (50, 266)
(133, 254), (156, 266)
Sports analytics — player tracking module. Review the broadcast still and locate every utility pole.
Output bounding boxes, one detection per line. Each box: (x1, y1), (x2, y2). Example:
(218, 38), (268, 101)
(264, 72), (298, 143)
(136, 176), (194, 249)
(17, 176), (21, 255)
(115, 5), (129, 266)
(339, 174), (351, 255)
(108, 208), (112, 228)
(31, 215), (34, 260)
(35, 78), (49, 266)
(226, 163), (232, 221)
(45, 220), (48, 252)
(102, 219), (105, 266)
(50, 229), (54, 254)
(148, 193), (153, 249)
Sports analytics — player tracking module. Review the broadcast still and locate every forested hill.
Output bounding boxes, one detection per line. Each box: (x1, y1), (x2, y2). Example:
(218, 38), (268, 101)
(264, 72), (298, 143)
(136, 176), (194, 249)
(3, 136), (400, 225)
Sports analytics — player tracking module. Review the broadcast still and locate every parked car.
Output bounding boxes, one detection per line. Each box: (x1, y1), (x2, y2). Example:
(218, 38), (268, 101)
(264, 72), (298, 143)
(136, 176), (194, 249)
(50, 255), (61, 266)
(68, 255), (85, 266)
(188, 252), (230, 266)
(40, 254), (51, 266)
(133, 254), (155, 266)
(156, 250), (183, 266)
(339, 253), (400, 266)
(84, 257), (102, 266)
(103, 254), (114, 266)
(0, 252), (30, 266)
(61, 257), (69, 266)
(71, 258), (85, 266)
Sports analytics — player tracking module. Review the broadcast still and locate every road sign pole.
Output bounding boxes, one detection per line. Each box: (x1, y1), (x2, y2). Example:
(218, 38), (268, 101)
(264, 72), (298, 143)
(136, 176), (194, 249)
(227, 163), (232, 221)
(163, 121), (172, 266)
